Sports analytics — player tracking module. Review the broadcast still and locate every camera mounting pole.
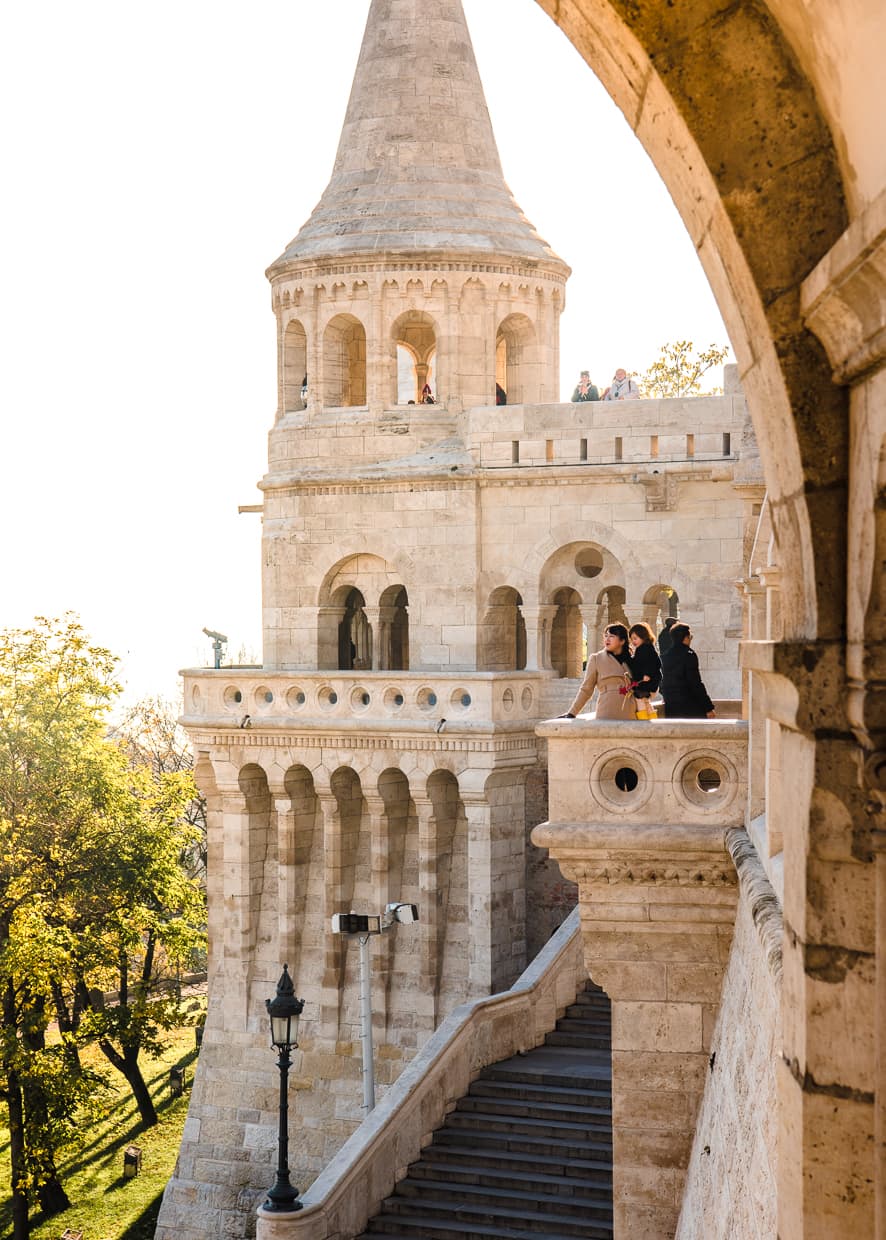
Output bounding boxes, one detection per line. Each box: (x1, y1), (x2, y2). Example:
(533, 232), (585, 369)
(331, 904), (419, 1113)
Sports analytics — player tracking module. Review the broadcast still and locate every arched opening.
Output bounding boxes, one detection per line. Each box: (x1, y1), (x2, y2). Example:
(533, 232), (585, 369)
(643, 583), (680, 635)
(282, 319), (307, 412)
(479, 586), (527, 671)
(323, 313), (367, 407)
(378, 584), (409, 671)
(337, 587), (372, 670)
(495, 313), (540, 405)
(550, 586), (584, 678)
(593, 585), (628, 653)
(391, 310), (438, 404)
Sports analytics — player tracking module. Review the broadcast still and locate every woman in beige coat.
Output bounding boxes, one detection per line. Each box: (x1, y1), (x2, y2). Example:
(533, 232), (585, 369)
(561, 623), (637, 719)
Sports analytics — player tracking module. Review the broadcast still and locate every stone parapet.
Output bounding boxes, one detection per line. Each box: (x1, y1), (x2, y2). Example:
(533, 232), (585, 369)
(181, 668), (557, 734)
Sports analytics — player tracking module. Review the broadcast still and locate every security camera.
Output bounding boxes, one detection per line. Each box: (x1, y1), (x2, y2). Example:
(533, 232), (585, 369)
(385, 902), (419, 925)
(203, 628), (228, 643)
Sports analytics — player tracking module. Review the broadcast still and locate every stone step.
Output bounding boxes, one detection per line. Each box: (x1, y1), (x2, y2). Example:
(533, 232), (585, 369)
(420, 1141), (613, 1181)
(556, 1014), (611, 1030)
(456, 1095), (611, 1125)
(481, 1062), (611, 1091)
(544, 1031), (611, 1049)
(442, 1111), (613, 1151)
(390, 1177), (614, 1221)
(379, 1195), (614, 1237)
(468, 1079), (611, 1108)
(432, 1127), (612, 1164)
(360, 1218), (613, 1240)
(407, 1157), (612, 1199)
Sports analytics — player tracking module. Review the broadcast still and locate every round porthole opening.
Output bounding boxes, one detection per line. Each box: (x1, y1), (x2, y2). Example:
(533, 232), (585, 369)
(615, 767), (639, 793)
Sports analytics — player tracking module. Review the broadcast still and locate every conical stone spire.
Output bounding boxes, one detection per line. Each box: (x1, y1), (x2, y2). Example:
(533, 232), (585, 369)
(270, 0), (567, 273)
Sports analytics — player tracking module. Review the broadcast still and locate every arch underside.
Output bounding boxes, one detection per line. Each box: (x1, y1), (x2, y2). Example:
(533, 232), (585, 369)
(535, 0), (849, 642)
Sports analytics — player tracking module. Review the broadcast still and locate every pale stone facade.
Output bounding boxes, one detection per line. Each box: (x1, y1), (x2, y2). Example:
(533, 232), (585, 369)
(161, 0), (886, 1237)
(156, 3), (762, 1237)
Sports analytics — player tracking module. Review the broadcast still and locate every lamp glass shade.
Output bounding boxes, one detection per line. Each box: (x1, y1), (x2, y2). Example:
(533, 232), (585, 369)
(270, 1011), (299, 1049)
(266, 965), (304, 1049)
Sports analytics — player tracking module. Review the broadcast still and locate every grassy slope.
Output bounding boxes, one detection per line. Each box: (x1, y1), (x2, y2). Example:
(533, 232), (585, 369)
(0, 1026), (200, 1240)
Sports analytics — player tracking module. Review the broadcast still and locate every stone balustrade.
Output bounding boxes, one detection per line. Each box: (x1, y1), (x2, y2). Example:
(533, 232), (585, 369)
(255, 908), (585, 1240)
(180, 668), (558, 731)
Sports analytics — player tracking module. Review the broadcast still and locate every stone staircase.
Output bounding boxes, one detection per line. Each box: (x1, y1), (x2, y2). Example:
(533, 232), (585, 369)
(356, 982), (613, 1239)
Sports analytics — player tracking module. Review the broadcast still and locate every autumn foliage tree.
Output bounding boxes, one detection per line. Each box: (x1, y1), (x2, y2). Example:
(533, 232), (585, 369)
(640, 340), (730, 398)
(0, 617), (204, 1237)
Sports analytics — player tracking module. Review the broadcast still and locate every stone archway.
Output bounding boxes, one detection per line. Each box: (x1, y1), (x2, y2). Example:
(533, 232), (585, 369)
(528, 7), (873, 1239)
(535, 0), (848, 642)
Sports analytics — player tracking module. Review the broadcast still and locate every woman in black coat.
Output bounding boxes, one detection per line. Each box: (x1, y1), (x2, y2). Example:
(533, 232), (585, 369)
(661, 624), (716, 718)
(628, 623), (662, 702)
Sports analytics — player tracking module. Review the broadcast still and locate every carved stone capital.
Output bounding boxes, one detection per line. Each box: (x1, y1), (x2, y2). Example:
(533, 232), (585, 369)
(802, 187), (886, 384)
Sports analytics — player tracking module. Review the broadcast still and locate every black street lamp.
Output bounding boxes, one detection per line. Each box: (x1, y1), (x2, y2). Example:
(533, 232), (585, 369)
(264, 964), (306, 1213)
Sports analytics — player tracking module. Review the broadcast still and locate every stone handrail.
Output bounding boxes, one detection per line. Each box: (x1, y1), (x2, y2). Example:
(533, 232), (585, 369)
(256, 907), (584, 1239)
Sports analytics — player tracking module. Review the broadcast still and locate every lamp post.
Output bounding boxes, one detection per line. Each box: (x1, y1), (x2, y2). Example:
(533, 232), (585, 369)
(264, 964), (305, 1213)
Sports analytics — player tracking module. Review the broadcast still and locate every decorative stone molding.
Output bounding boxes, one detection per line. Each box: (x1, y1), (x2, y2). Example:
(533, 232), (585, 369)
(801, 186), (886, 384)
(726, 827), (783, 984)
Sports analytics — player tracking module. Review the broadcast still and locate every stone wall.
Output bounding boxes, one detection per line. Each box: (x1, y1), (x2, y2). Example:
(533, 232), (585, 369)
(676, 842), (781, 1239)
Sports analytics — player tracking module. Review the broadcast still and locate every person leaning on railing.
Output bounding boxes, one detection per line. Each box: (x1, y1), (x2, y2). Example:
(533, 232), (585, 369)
(559, 624), (637, 720)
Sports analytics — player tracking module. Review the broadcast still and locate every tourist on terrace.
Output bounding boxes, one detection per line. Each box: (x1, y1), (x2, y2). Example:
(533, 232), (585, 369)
(602, 368), (640, 400)
(661, 624), (716, 718)
(560, 623), (637, 720)
(571, 369), (599, 402)
(629, 623), (662, 705)
(658, 615), (678, 656)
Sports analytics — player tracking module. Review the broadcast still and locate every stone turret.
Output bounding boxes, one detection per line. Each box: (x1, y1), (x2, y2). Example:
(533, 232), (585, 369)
(268, 0), (569, 416)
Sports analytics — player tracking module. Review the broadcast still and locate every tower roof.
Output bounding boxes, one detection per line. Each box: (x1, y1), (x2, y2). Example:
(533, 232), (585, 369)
(269, 0), (567, 275)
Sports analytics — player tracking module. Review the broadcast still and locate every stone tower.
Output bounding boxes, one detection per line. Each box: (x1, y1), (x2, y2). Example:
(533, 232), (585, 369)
(157, 2), (759, 1236)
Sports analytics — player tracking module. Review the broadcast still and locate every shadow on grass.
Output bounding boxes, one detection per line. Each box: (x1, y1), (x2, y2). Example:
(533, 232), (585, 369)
(118, 1188), (165, 1240)
(61, 1045), (201, 1180)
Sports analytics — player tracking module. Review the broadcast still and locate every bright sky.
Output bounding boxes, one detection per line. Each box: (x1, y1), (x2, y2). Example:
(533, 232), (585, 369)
(0, 0), (729, 704)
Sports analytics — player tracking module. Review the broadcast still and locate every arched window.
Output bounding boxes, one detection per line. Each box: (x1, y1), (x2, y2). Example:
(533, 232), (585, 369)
(379, 584), (409, 670)
(594, 585), (628, 652)
(391, 311), (438, 405)
(643, 584), (680, 634)
(338, 588), (372, 670)
(550, 587), (583, 678)
(323, 314), (367, 408)
(479, 587), (526, 671)
(283, 319), (308, 412)
(495, 313), (540, 406)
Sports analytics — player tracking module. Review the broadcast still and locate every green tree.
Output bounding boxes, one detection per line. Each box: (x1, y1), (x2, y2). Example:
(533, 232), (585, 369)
(640, 340), (730, 398)
(114, 695), (207, 882)
(0, 617), (205, 1235)
(0, 615), (120, 1235)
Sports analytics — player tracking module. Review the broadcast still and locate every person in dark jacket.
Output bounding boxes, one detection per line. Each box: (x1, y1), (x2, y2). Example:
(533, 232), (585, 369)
(628, 622), (662, 701)
(658, 615), (678, 657)
(661, 623), (715, 718)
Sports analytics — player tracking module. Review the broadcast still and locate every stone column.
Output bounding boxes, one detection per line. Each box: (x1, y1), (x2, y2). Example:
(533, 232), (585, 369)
(273, 790), (297, 972)
(521, 604), (557, 671)
(414, 790), (440, 1033)
(536, 820), (738, 1238)
(317, 605), (346, 671)
(364, 790), (391, 1036)
(218, 781), (253, 1030)
(875, 826), (886, 1240)
(461, 769), (528, 997)
(317, 788), (345, 1040)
